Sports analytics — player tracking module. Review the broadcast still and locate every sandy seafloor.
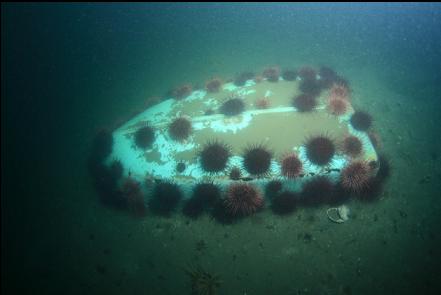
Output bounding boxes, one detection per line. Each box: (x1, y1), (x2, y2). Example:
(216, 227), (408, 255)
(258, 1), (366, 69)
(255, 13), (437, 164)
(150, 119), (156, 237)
(3, 3), (441, 295)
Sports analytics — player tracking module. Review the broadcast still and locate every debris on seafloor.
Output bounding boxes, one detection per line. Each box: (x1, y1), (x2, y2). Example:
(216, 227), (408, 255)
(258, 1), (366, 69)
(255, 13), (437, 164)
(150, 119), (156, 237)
(327, 205), (350, 224)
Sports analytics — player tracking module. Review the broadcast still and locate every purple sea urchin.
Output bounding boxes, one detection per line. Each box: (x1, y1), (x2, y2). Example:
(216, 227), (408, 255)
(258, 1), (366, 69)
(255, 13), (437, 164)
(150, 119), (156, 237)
(169, 117), (192, 141)
(305, 134), (335, 166)
(293, 94), (317, 112)
(350, 111), (373, 131)
(199, 140), (231, 173)
(134, 125), (155, 149)
(243, 144), (273, 177)
(220, 97), (245, 116)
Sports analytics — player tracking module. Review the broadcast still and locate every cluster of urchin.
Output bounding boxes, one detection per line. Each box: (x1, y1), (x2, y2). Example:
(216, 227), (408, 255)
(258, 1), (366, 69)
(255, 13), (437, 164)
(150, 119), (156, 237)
(92, 65), (384, 221)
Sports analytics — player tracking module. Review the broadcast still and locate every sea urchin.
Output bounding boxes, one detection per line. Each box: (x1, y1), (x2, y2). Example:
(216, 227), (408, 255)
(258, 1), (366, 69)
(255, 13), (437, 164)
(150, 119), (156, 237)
(206, 78), (223, 93)
(282, 69), (298, 81)
(220, 97), (245, 116)
(224, 183), (264, 217)
(134, 125), (155, 149)
(342, 136), (363, 157)
(169, 117), (192, 141)
(173, 84), (192, 100)
(293, 93), (317, 112)
(329, 83), (350, 100)
(199, 140), (231, 173)
(234, 72), (255, 86)
(280, 153), (302, 178)
(350, 111), (373, 131)
(229, 167), (242, 180)
(149, 181), (183, 215)
(243, 144), (273, 177)
(271, 191), (298, 215)
(340, 161), (371, 193)
(255, 98), (270, 109)
(262, 67), (280, 82)
(301, 176), (335, 206)
(305, 135), (335, 166)
(297, 66), (317, 81)
(327, 97), (348, 116)
(299, 78), (322, 96)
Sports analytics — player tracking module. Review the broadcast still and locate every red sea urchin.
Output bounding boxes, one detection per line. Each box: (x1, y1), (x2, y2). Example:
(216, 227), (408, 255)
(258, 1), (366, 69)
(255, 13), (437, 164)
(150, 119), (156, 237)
(327, 97), (348, 116)
(350, 111), (373, 131)
(340, 161), (371, 193)
(199, 140), (231, 173)
(293, 93), (317, 112)
(122, 177), (146, 217)
(329, 83), (350, 101)
(169, 117), (192, 141)
(280, 153), (302, 178)
(224, 183), (264, 217)
(255, 98), (270, 109)
(342, 136), (363, 157)
(305, 135), (336, 166)
(243, 144), (273, 177)
(206, 78), (223, 93)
